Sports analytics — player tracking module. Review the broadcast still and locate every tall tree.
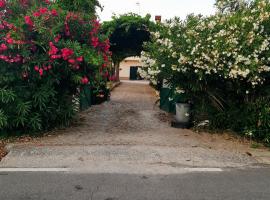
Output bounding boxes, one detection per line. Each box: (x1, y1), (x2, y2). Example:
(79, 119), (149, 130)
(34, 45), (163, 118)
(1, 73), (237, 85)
(215, 0), (250, 13)
(102, 13), (154, 81)
(55, 0), (102, 15)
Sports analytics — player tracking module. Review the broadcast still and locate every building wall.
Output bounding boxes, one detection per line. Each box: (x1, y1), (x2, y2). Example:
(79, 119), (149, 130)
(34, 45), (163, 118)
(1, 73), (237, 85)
(119, 58), (143, 79)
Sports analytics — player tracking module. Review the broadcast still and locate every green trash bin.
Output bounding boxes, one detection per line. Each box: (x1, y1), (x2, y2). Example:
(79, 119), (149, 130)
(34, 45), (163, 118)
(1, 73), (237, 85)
(80, 86), (92, 111)
(160, 88), (176, 113)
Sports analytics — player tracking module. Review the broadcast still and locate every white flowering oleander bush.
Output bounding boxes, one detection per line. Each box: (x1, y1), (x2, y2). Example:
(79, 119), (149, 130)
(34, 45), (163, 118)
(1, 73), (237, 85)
(141, 0), (270, 144)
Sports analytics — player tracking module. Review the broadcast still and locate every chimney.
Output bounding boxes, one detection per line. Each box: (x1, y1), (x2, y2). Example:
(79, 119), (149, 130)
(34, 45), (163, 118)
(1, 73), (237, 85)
(155, 15), (161, 23)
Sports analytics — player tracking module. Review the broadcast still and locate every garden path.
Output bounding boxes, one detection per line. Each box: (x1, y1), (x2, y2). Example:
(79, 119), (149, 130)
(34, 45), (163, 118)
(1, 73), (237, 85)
(1, 81), (269, 173)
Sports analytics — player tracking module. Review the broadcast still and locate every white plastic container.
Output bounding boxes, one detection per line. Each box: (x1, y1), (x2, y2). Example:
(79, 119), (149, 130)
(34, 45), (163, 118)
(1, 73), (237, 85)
(175, 103), (191, 123)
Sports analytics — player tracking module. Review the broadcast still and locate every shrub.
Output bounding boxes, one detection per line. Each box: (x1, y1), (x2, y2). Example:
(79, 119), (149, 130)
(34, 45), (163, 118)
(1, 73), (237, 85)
(141, 0), (270, 143)
(0, 0), (111, 134)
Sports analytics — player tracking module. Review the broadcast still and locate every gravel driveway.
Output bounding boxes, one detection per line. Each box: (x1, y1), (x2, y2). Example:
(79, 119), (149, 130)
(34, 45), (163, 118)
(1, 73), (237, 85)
(1, 81), (269, 171)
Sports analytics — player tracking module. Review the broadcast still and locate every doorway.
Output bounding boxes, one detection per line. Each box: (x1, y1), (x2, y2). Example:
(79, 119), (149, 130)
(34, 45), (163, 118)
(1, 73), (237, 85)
(129, 66), (139, 80)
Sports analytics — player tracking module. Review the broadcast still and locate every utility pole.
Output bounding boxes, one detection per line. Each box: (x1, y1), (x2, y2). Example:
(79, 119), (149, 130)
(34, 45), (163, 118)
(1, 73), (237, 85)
(136, 1), (141, 15)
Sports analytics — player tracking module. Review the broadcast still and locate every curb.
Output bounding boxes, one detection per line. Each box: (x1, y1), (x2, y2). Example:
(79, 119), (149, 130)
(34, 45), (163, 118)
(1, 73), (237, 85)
(109, 81), (121, 91)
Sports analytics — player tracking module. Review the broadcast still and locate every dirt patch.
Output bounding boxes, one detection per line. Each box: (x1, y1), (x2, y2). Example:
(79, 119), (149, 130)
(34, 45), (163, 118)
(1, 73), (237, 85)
(155, 112), (172, 123)
(0, 141), (7, 161)
(0, 135), (41, 161)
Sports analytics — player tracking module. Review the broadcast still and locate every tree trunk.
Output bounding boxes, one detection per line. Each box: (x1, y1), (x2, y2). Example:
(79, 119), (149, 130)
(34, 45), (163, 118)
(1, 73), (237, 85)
(115, 61), (120, 82)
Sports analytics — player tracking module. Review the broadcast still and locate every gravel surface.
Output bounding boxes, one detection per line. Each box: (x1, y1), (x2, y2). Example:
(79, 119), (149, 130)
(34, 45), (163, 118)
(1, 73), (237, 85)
(1, 81), (269, 169)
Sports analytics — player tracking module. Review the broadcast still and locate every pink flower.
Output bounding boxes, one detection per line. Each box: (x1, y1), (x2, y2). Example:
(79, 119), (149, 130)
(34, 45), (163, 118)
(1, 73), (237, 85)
(6, 38), (13, 44)
(51, 55), (62, 59)
(81, 76), (89, 85)
(48, 42), (58, 55)
(54, 34), (61, 43)
(0, 55), (8, 61)
(61, 48), (74, 60)
(39, 7), (48, 14)
(51, 9), (58, 16)
(0, 43), (8, 51)
(0, 0), (5, 8)
(68, 59), (76, 64)
(34, 66), (39, 71)
(65, 24), (70, 36)
(33, 11), (41, 17)
(103, 55), (108, 62)
(39, 68), (44, 76)
(24, 16), (34, 26)
(13, 54), (22, 63)
(76, 56), (83, 62)
(91, 37), (99, 48)
(44, 0), (50, 4)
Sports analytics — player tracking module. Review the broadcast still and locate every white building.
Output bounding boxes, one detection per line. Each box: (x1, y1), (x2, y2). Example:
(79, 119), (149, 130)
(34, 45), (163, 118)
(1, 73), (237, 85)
(119, 57), (143, 80)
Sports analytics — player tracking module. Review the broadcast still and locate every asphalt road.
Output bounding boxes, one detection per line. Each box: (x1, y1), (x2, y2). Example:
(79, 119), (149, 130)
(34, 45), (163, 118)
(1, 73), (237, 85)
(0, 168), (270, 200)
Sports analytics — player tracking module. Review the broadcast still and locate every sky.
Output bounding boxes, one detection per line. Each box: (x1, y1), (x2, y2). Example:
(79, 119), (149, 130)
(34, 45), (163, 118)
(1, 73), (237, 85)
(97, 0), (217, 21)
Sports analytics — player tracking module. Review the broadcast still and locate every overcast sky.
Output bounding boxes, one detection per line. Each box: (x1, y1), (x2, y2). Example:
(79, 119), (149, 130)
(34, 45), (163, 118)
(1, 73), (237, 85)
(97, 0), (217, 21)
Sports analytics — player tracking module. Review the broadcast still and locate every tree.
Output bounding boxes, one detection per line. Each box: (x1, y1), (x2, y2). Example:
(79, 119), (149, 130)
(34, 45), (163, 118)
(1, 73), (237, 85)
(55, 0), (102, 15)
(215, 0), (250, 13)
(102, 13), (154, 81)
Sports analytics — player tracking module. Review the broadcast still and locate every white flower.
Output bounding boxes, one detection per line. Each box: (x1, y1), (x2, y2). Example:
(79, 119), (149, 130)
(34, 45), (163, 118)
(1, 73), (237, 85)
(245, 131), (253, 137)
(154, 32), (160, 39)
(152, 80), (157, 85)
(172, 52), (178, 58)
(175, 87), (185, 94)
(253, 23), (259, 31)
(178, 54), (188, 64)
(171, 65), (178, 71)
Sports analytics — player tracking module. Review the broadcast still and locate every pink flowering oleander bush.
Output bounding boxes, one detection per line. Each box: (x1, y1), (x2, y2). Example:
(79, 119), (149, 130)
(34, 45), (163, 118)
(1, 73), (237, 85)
(140, 0), (270, 144)
(0, 0), (111, 134)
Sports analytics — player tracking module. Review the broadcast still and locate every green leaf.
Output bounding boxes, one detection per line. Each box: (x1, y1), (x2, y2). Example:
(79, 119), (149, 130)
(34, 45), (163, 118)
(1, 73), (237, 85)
(0, 88), (16, 103)
(0, 109), (8, 129)
(16, 101), (31, 116)
(29, 114), (42, 131)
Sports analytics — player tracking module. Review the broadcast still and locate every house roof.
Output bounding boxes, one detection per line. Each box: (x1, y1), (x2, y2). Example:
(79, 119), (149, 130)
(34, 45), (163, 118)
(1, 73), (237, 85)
(124, 57), (141, 61)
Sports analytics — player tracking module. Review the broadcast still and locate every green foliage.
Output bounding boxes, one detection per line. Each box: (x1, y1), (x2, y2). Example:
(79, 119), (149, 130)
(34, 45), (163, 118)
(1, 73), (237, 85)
(102, 13), (154, 63)
(0, 0), (110, 135)
(0, 88), (16, 104)
(0, 110), (8, 129)
(215, 0), (250, 13)
(141, 0), (270, 144)
(55, 0), (101, 15)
